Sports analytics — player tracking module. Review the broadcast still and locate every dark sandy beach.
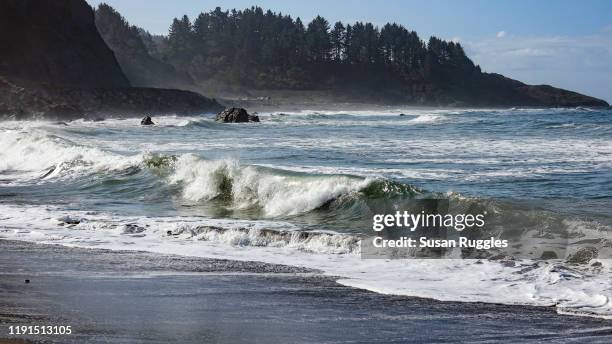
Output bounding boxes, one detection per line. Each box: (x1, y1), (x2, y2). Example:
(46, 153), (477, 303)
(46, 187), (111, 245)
(0, 240), (611, 344)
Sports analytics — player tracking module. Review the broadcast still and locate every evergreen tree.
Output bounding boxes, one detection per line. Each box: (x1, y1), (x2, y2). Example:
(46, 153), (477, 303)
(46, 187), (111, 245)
(120, 6), (482, 90)
(305, 16), (331, 62)
(344, 24), (353, 63)
(363, 23), (380, 64)
(330, 22), (346, 62)
(166, 15), (194, 66)
(292, 17), (308, 62)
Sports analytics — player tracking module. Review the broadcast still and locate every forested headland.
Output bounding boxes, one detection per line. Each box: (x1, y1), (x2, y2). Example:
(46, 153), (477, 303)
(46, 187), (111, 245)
(95, 4), (608, 107)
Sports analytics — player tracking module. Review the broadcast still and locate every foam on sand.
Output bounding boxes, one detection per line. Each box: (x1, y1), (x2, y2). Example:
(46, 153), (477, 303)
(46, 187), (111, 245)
(0, 204), (609, 320)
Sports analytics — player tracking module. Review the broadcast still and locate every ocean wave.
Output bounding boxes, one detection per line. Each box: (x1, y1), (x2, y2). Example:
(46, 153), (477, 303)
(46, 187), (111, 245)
(166, 154), (419, 217)
(0, 129), (421, 218)
(0, 129), (140, 182)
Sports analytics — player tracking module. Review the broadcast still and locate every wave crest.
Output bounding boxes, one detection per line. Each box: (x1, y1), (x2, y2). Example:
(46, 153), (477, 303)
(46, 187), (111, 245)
(168, 154), (387, 217)
(0, 130), (139, 181)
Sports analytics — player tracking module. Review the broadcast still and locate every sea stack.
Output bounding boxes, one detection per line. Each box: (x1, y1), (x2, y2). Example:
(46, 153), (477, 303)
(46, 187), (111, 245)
(215, 107), (260, 123)
(141, 116), (154, 125)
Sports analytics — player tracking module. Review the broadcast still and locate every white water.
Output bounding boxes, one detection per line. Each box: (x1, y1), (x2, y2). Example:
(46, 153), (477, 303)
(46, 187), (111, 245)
(169, 154), (371, 217)
(0, 204), (610, 319)
(0, 128), (141, 183)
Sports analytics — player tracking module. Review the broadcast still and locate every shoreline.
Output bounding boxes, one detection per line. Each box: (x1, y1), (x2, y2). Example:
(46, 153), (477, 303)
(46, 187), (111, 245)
(3, 103), (610, 122)
(219, 94), (611, 113)
(1, 239), (611, 343)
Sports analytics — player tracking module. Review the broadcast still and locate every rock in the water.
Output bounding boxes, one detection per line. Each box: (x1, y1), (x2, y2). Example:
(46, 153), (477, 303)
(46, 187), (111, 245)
(58, 215), (81, 225)
(540, 251), (558, 259)
(567, 246), (598, 264)
(141, 116), (154, 125)
(216, 107), (259, 123)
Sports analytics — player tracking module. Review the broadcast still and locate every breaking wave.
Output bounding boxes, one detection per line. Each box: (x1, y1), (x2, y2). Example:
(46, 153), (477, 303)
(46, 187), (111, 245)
(0, 129), (420, 219)
(166, 154), (419, 217)
(0, 129), (141, 182)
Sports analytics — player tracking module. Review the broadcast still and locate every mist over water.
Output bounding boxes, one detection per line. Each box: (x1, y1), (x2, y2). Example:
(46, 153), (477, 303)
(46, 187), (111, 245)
(1, 107), (612, 318)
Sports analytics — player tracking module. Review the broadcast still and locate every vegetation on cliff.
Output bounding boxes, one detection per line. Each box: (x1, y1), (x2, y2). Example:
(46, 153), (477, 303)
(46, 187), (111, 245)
(94, 4), (194, 90)
(94, 4), (609, 107)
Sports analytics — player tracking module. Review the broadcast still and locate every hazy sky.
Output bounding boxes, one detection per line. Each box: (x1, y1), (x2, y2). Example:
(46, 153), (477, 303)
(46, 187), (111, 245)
(86, 0), (612, 102)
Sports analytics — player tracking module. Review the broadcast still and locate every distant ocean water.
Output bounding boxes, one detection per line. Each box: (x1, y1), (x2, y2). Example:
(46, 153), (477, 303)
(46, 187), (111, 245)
(1, 107), (611, 318)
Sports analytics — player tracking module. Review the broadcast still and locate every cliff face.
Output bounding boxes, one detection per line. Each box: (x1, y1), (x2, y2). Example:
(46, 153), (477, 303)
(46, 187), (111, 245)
(0, 0), (221, 119)
(0, 0), (130, 88)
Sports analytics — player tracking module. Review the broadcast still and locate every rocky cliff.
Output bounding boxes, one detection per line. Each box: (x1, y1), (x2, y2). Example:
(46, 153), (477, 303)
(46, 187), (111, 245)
(0, 77), (220, 120)
(0, 0), (221, 119)
(444, 72), (610, 108)
(0, 0), (129, 88)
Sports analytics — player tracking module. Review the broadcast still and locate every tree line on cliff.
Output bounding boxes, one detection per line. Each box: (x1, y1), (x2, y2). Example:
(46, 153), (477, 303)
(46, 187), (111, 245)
(96, 4), (477, 93)
(94, 3), (609, 106)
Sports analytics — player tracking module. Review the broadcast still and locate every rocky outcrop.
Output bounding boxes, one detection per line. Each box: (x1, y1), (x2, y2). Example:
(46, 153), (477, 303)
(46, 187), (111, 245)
(0, 77), (222, 120)
(0, 0), (222, 119)
(140, 116), (154, 125)
(458, 73), (610, 108)
(0, 77), (78, 119)
(0, 0), (129, 89)
(567, 247), (598, 265)
(215, 107), (260, 123)
(516, 84), (608, 107)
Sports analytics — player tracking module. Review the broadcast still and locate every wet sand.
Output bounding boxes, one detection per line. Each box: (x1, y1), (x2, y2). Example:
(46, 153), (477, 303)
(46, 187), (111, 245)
(1, 240), (611, 343)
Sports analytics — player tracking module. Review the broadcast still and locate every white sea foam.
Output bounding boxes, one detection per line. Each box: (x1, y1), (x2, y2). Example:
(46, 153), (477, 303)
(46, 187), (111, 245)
(169, 154), (371, 217)
(410, 114), (443, 123)
(0, 129), (140, 182)
(68, 115), (216, 129)
(0, 204), (610, 319)
(260, 110), (448, 127)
